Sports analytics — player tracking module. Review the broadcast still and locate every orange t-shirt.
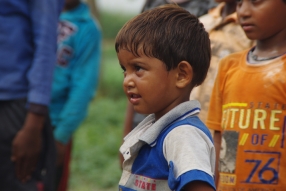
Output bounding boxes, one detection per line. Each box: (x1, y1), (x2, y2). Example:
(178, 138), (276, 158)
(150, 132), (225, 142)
(207, 49), (286, 191)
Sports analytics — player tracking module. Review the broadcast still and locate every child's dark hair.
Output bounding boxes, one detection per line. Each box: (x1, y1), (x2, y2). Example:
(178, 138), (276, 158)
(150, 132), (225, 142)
(115, 4), (211, 88)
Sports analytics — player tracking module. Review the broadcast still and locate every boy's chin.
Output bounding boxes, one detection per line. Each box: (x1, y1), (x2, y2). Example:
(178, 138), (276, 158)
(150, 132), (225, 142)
(133, 107), (150, 115)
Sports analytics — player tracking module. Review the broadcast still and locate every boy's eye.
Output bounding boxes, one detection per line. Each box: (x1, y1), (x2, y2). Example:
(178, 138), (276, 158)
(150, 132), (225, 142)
(134, 65), (142, 72)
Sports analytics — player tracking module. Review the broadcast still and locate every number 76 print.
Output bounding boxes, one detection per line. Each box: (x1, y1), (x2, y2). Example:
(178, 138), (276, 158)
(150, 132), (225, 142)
(242, 151), (280, 185)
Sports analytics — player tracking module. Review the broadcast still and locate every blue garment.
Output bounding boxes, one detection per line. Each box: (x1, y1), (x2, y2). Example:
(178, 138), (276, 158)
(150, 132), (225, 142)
(119, 101), (216, 191)
(0, 0), (63, 106)
(50, 3), (102, 144)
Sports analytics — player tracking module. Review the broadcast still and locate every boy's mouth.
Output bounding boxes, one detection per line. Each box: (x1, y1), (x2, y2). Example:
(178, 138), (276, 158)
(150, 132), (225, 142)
(128, 92), (141, 104)
(130, 94), (141, 98)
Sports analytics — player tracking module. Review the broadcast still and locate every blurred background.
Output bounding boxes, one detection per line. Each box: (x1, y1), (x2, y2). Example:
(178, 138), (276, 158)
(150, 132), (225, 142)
(69, 1), (144, 190)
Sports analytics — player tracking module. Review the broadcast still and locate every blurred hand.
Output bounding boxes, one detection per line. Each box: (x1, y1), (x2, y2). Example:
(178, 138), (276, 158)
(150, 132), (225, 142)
(11, 112), (44, 182)
(55, 141), (67, 166)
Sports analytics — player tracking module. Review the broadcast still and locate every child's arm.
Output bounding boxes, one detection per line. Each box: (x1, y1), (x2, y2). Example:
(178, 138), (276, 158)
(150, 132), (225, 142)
(213, 130), (222, 187)
(183, 180), (215, 191)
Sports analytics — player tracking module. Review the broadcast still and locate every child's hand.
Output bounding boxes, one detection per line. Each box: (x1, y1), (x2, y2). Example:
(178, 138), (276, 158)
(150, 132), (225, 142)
(11, 112), (44, 182)
(55, 140), (67, 166)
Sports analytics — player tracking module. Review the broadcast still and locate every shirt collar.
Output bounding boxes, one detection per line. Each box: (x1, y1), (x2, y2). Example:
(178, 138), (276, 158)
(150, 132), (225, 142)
(120, 100), (201, 158)
(138, 100), (201, 146)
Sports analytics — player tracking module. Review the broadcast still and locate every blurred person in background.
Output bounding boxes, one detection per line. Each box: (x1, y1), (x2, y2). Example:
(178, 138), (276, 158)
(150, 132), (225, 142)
(142, 0), (217, 16)
(190, 0), (255, 124)
(49, 0), (102, 190)
(0, 0), (63, 191)
(191, 6), (254, 184)
(207, 0), (286, 189)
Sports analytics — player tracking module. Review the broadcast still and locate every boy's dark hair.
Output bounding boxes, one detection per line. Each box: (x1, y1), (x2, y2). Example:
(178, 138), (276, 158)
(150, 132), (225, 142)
(115, 4), (211, 88)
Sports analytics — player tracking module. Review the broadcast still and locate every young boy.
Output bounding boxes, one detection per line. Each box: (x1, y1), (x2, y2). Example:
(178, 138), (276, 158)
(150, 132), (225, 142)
(116, 4), (216, 191)
(120, 0), (219, 167)
(190, 0), (254, 123)
(206, 0), (286, 190)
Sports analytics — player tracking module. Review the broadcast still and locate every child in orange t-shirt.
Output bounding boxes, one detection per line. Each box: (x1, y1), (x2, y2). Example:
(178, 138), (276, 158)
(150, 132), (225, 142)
(190, 0), (254, 123)
(206, 0), (286, 190)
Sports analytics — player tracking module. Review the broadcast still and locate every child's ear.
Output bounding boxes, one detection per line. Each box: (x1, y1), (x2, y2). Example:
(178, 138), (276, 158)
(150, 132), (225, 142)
(175, 61), (193, 88)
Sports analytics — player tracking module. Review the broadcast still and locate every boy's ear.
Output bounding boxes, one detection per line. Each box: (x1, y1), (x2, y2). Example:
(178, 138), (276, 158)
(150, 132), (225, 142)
(175, 61), (193, 88)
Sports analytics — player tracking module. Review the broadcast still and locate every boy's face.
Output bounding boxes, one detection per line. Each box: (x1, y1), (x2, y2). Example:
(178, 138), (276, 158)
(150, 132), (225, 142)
(117, 49), (179, 120)
(237, 0), (286, 40)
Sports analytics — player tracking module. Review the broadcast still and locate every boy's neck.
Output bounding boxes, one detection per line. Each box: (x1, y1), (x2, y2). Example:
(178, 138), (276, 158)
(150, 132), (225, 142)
(254, 30), (286, 59)
(221, 2), (236, 19)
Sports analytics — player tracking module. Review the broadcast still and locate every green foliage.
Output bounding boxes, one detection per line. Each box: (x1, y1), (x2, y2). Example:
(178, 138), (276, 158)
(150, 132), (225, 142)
(99, 11), (136, 39)
(98, 40), (125, 99)
(69, 97), (126, 190)
(69, 40), (128, 190)
(68, 10), (138, 190)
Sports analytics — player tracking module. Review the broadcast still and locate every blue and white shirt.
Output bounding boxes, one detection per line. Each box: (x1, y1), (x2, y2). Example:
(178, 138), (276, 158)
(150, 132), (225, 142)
(119, 100), (216, 191)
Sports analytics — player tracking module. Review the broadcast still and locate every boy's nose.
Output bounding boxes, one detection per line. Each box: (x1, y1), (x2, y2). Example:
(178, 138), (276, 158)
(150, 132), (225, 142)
(123, 74), (135, 90)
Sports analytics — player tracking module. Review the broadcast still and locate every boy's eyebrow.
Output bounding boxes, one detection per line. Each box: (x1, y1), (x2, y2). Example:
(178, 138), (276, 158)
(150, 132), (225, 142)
(128, 59), (148, 66)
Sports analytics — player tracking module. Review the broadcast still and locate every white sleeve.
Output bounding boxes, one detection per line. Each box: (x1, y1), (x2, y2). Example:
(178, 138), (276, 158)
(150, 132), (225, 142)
(163, 124), (215, 179)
